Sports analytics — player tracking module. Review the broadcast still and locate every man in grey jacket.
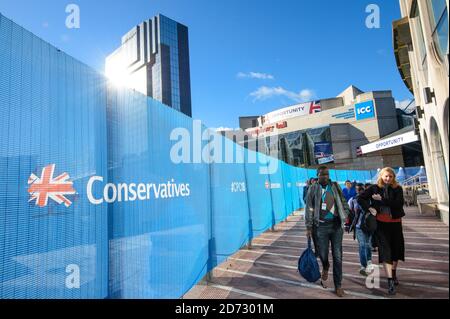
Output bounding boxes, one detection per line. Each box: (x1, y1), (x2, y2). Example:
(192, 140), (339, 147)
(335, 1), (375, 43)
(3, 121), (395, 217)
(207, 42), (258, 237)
(305, 166), (350, 297)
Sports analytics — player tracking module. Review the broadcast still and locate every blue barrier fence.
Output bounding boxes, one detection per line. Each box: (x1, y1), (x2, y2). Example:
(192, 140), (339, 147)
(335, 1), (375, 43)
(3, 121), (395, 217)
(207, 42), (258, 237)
(0, 13), (423, 299)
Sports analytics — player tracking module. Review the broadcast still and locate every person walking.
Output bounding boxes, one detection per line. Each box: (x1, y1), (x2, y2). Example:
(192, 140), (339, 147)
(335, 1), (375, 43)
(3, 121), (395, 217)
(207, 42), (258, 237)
(343, 180), (357, 202)
(303, 178), (313, 204)
(363, 183), (378, 252)
(305, 166), (350, 297)
(348, 183), (374, 277)
(357, 167), (405, 296)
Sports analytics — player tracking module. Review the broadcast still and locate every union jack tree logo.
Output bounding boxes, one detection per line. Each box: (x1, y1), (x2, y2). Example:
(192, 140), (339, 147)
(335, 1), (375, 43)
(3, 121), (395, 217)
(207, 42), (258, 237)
(28, 164), (76, 207)
(309, 101), (322, 114)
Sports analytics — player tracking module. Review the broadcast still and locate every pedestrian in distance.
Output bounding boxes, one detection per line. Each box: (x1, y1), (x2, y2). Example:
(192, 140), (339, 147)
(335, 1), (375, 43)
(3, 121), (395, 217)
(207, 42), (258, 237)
(305, 166), (350, 297)
(364, 183), (378, 252)
(305, 177), (320, 257)
(358, 167), (406, 296)
(347, 183), (375, 277)
(305, 177), (320, 258)
(303, 178), (314, 204)
(343, 180), (357, 202)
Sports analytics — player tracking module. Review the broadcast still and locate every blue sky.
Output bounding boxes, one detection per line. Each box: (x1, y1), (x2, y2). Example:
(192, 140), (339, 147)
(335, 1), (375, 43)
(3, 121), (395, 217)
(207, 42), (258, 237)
(0, 0), (413, 128)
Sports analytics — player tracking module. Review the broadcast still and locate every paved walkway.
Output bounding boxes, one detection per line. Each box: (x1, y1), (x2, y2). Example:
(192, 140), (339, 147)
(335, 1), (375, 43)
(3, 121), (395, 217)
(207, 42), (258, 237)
(184, 206), (449, 299)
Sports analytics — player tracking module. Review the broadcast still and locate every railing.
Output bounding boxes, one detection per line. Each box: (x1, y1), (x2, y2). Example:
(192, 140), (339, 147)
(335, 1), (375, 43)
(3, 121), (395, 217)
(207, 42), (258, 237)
(402, 174), (428, 187)
(403, 175), (429, 206)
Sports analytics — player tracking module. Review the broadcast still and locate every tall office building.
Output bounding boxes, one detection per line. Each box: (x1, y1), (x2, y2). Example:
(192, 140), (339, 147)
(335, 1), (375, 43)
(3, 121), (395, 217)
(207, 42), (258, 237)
(106, 14), (192, 117)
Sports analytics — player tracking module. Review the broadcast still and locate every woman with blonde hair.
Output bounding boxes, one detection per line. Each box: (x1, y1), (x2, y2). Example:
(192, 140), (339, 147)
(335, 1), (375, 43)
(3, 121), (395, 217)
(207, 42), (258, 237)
(357, 167), (405, 295)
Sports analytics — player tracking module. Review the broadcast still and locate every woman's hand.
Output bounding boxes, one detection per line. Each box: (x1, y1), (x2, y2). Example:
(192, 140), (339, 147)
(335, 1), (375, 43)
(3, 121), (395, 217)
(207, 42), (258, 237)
(372, 194), (382, 201)
(369, 208), (378, 216)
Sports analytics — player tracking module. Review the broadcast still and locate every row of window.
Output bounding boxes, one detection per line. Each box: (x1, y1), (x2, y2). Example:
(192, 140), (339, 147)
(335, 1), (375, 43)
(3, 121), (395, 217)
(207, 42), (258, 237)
(411, 0), (448, 71)
(162, 35), (178, 44)
(243, 127), (332, 167)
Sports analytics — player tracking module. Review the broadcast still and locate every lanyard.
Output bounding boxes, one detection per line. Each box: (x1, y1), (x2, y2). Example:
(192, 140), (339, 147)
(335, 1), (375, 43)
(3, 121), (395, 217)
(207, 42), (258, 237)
(321, 184), (334, 219)
(321, 184), (332, 202)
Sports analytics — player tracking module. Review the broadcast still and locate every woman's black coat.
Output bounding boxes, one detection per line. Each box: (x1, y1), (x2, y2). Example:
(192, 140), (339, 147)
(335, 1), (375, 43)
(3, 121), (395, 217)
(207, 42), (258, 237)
(357, 184), (405, 219)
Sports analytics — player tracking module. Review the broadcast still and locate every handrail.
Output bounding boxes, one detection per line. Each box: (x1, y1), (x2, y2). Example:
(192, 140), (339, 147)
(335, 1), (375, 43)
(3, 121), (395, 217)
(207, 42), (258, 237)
(402, 176), (429, 206)
(402, 174), (428, 187)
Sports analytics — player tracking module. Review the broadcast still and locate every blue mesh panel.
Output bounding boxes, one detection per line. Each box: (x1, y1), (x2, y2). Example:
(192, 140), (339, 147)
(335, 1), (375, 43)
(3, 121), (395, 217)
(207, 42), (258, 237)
(244, 150), (273, 238)
(347, 170), (358, 183)
(370, 170), (379, 182)
(335, 170), (344, 184)
(209, 136), (249, 269)
(355, 171), (366, 184)
(306, 169), (317, 179)
(290, 167), (301, 211)
(296, 168), (308, 207)
(281, 162), (293, 218)
(106, 88), (210, 299)
(266, 157), (286, 224)
(363, 171), (372, 183)
(0, 14), (108, 299)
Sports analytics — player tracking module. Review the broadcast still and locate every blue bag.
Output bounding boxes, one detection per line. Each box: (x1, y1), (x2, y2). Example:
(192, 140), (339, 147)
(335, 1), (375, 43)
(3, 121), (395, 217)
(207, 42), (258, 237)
(298, 237), (321, 283)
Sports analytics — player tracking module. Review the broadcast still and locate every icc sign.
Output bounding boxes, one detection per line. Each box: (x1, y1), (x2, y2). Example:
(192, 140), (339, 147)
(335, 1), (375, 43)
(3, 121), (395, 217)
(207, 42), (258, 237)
(355, 100), (375, 121)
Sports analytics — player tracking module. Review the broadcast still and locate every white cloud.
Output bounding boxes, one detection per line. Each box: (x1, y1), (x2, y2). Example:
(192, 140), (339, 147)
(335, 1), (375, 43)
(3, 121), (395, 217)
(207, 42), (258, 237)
(249, 86), (316, 103)
(396, 99), (416, 112)
(299, 89), (315, 101)
(237, 72), (274, 80)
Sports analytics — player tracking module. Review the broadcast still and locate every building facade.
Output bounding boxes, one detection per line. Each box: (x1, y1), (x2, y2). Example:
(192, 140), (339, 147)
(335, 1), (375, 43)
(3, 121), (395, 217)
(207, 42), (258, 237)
(234, 85), (423, 171)
(106, 14), (192, 117)
(393, 0), (449, 223)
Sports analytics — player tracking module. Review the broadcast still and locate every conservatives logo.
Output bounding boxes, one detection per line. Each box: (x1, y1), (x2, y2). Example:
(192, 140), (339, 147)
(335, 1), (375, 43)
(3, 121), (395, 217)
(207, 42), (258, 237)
(28, 165), (191, 208)
(28, 164), (76, 207)
(86, 176), (191, 205)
